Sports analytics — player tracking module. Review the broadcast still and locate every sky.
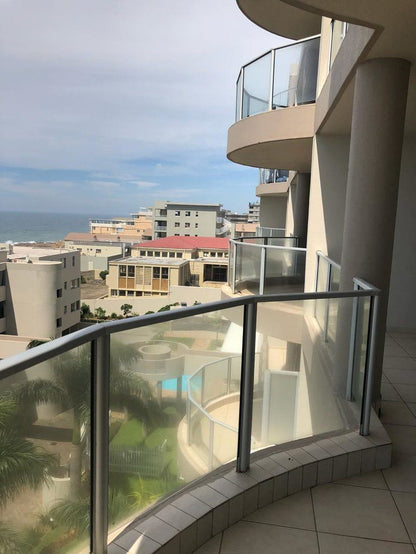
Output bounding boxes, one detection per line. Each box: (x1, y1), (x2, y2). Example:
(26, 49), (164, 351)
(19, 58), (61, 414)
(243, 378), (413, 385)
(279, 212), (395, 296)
(0, 0), (290, 216)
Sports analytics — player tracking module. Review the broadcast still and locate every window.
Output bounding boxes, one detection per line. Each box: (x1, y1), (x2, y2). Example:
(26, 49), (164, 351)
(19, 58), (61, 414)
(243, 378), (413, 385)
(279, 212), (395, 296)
(56, 318), (62, 328)
(174, 210), (180, 216)
(177, 252), (183, 258)
(154, 251), (160, 257)
(185, 211), (191, 216)
(128, 265), (135, 277)
(162, 251), (168, 257)
(174, 222), (180, 228)
(169, 252), (175, 258)
(218, 252), (223, 258)
(56, 289), (62, 298)
(96, 248), (101, 253)
(140, 250), (146, 256)
(119, 290), (126, 296)
(161, 267), (168, 279)
(64, 281), (67, 289)
(64, 305), (67, 314)
(210, 252), (216, 257)
(71, 302), (76, 312)
(185, 234), (190, 236)
(111, 289), (118, 296)
(127, 290), (134, 296)
(174, 233), (179, 236)
(119, 265), (126, 276)
(76, 300), (80, 310)
(77, 278), (80, 287)
(147, 251), (153, 257)
(185, 222), (190, 228)
(61, 257), (67, 268)
(195, 211), (199, 217)
(195, 223), (198, 228)
(153, 267), (160, 278)
(71, 279), (76, 289)
(72, 256), (75, 267)
(203, 252), (208, 257)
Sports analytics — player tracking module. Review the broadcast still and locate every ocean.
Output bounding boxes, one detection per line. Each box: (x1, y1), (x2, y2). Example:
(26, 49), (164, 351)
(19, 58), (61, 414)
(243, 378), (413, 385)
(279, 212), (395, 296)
(0, 211), (108, 243)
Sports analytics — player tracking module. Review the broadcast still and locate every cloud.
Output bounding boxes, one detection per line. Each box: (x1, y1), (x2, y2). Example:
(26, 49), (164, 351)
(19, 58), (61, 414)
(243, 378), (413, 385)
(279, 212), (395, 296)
(135, 181), (159, 189)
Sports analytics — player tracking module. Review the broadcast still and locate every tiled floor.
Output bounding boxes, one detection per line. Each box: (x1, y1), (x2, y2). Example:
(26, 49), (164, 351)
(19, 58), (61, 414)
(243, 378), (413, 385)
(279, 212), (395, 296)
(195, 332), (416, 553)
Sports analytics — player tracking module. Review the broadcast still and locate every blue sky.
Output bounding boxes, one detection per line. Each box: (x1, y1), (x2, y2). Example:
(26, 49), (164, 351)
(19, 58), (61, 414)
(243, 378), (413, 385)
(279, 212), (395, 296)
(0, 1), (290, 215)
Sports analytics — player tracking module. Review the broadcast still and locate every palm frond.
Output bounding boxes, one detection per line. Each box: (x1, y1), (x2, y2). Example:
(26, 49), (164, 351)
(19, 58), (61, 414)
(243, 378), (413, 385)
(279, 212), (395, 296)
(0, 429), (57, 504)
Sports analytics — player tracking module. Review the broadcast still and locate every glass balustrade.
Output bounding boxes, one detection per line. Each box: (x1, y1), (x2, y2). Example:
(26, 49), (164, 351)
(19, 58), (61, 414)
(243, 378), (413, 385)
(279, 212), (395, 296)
(0, 276), (379, 552)
(236, 36), (320, 122)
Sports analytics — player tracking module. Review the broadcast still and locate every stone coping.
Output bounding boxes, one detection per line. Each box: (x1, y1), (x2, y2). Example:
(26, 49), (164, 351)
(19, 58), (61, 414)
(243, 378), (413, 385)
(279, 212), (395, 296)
(108, 418), (391, 554)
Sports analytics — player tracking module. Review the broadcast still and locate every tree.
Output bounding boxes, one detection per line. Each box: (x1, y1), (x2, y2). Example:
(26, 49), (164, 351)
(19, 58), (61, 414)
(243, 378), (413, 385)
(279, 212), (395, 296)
(0, 394), (57, 506)
(80, 303), (92, 320)
(120, 303), (133, 317)
(16, 341), (161, 500)
(99, 270), (109, 281)
(94, 306), (106, 319)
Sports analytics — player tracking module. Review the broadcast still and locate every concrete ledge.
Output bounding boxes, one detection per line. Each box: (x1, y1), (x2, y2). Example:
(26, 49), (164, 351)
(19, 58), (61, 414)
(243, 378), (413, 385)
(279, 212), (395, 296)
(109, 418), (391, 554)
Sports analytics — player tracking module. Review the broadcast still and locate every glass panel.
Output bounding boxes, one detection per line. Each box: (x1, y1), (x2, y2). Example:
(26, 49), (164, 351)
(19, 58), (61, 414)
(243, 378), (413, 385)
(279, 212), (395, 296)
(273, 38), (319, 108)
(234, 242), (262, 294)
(330, 20), (348, 67)
(263, 247), (306, 294)
(108, 307), (243, 539)
(242, 52), (271, 118)
(252, 297), (368, 453)
(0, 345), (91, 553)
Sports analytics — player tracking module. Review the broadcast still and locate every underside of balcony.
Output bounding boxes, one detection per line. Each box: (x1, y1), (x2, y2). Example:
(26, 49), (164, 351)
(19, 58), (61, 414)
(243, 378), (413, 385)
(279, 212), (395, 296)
(227, 105), (315, 171)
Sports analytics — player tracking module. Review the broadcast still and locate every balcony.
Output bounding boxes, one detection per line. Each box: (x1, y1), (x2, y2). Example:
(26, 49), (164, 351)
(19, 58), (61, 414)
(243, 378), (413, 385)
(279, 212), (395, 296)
(227, 37), (319, 170)
(228, 237), (305, 296)
(237, 0), (321, 40)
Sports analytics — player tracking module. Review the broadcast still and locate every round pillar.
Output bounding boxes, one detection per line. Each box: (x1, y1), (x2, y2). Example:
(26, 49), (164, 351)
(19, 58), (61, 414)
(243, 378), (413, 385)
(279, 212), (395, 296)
(340, 58), (410, 402)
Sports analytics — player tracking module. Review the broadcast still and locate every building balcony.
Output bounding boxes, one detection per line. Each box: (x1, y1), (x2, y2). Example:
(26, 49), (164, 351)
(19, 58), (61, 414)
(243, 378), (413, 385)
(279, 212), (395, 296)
(227, 37), (319, 170)
(237, 0), (321, 40)
(0, 258), (393, 553)
(228, 237), (305, 296)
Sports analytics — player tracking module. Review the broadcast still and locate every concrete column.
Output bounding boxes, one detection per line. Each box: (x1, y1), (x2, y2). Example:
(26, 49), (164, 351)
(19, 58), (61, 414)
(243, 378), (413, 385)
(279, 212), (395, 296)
(292, 173), (310, 247)
(340, 58), (410, 402)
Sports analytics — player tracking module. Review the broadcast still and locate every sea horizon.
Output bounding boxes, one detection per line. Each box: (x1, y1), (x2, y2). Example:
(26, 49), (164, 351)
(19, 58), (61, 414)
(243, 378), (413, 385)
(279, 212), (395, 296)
(0, 210), (113, 244)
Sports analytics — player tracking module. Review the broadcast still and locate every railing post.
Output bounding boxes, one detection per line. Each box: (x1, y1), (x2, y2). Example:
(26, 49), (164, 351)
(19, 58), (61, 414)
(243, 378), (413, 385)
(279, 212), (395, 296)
(324, 263), (332, 342)
(346, 283), (359, 401)
(232, 242), (237, 294)
(269, 48), (275, 111)
(259, 247), (266, 295)
(91, 334), (110, 554)
(360, 294), (379, 435)
(237, 302), (257, 472)
(240, 67), (244, 120)
(227, 357), (232, 394)
(201, 368), (206, 407)
(209, 420), (214, 470)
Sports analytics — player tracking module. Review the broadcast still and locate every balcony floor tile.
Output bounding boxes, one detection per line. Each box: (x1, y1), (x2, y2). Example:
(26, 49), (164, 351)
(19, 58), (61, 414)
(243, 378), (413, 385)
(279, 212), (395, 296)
(318, 533), (414, 554)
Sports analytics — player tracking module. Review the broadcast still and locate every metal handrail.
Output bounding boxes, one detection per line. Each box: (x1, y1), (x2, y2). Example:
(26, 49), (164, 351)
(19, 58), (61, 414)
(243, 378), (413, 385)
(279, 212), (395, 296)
(230, 238), (305, 252)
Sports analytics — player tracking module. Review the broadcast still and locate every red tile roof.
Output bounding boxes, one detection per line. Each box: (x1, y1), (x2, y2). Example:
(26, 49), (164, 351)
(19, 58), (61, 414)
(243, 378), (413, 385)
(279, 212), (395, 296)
(134, 236), (229, 250)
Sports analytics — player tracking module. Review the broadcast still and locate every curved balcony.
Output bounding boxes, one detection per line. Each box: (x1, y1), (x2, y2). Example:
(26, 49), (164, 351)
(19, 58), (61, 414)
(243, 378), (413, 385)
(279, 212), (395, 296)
(237, 0), (321, 40)
(228, 37), (319, 170)
(257, 168), (290, 197)
(228, 237), (306, 295)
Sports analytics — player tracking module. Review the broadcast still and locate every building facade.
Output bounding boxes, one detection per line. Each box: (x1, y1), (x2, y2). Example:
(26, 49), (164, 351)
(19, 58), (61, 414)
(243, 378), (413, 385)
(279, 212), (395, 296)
(1, 246), (81, 339)
(107, 236), (229, 297)
(152, 200), (228, 239)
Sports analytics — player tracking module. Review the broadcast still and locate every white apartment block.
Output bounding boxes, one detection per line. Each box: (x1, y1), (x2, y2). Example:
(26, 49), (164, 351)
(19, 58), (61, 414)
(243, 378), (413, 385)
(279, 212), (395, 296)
(1, 246), (81, 339)
(152, 200), (228, 239)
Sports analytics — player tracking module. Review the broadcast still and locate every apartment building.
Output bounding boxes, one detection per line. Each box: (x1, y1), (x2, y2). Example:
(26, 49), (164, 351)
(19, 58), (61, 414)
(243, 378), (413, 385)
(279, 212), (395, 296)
(107, 236), (229, 296)
(152, 200), (228, 239)
(0, 246), (81, 340)
(89, 209), (152, 240)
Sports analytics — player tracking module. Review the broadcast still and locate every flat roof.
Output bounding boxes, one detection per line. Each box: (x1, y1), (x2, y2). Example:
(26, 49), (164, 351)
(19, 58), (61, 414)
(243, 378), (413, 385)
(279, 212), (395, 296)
(134, 236), (229, 250)
(112, 257), (188, 267)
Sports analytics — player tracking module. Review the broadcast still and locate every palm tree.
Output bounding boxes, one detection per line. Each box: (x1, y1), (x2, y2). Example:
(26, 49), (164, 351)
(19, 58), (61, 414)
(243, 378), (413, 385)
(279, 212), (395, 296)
(0, 394), (57, 506)
(16, 340), (162, 499)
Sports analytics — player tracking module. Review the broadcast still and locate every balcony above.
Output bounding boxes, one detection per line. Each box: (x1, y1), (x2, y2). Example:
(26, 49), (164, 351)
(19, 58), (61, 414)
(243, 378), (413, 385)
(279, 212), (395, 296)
(227, 105), (315, 170)
(228, 38), (319, 171)
(237, 0), (321, 40)
(256, 169), (290, 197)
